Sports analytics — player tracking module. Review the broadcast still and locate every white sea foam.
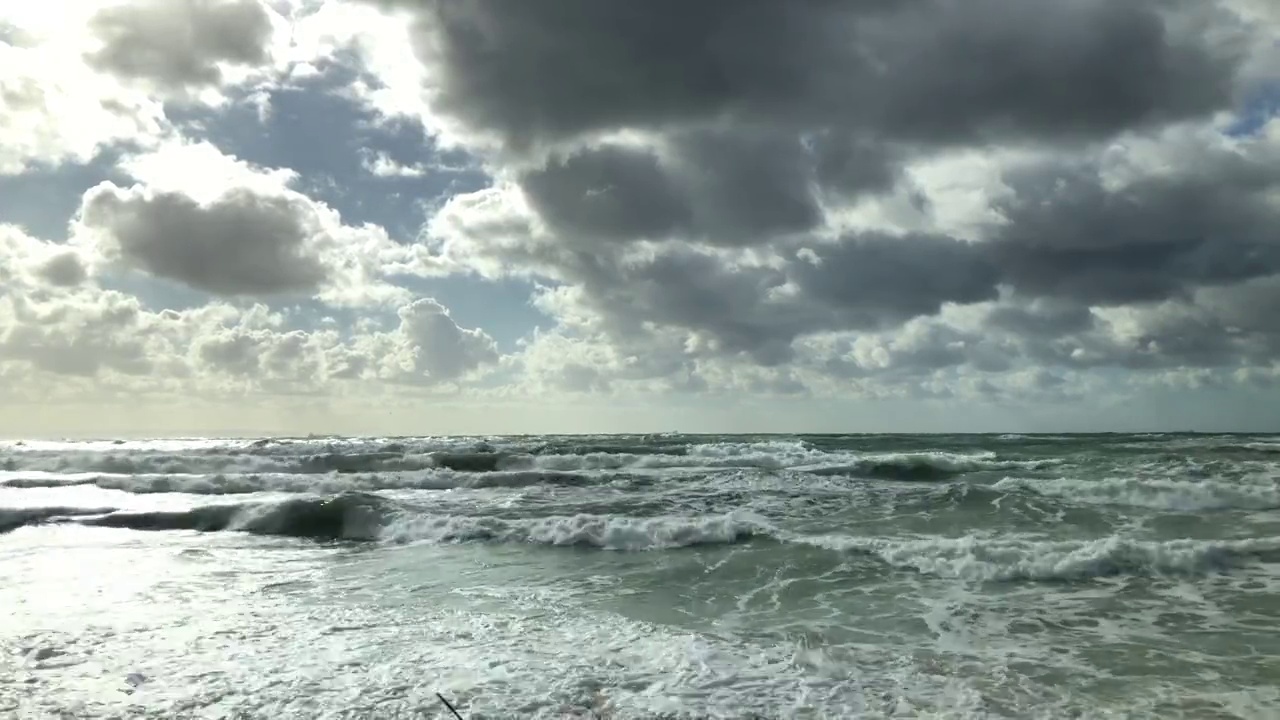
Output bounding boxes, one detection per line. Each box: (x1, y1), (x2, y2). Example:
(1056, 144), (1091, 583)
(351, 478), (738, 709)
(382, 511), (770, 550)
(994, 475), (1280, 512)
(798, 532), (1280, 581)
(1, 469), (599, 495)
(5, 433), (1280, 718)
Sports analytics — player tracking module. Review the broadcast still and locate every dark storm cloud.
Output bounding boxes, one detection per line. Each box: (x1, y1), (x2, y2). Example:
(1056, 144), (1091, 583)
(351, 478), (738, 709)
(535, 233), (1000, 364)
(396, 0), (1274, 380)
(518, 128), (840, 246)
(86, 0), (273, 91)
(535, 141), (1280, 362)
(373, 0), (852, 151)
(518, 145), (691, 243)
(792, 234), (1001, 327)
(565, 248), (805, 365)
(668, 127), (826, 243)
(808, 130), (900, 199)
(374, 0), (1240, 151)
(986, 152), (1280, 305)
(446, 126), (1280, 363)
(854, 0), (1241, 143)
(986, 300), (1098, 339)
(974, 275), (1280, 375)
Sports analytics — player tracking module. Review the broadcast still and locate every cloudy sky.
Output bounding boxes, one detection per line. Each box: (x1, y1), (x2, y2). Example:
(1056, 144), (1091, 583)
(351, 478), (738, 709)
(2, 0), (1279, 437)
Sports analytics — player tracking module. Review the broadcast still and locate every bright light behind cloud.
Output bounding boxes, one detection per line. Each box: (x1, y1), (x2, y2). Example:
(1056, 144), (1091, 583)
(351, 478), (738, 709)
(1, 0), (1279, 436)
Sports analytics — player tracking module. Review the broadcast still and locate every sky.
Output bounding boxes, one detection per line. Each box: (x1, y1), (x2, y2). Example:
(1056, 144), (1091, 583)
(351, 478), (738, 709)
(1, 0), (1280, 437)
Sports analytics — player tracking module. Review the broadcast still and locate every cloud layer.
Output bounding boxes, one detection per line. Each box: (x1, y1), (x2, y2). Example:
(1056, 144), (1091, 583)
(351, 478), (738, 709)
(1, 0), (1278, 433)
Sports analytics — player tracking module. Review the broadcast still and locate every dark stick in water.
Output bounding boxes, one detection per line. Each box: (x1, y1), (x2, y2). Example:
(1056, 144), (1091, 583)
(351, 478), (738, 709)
(436, 692), (464, 720)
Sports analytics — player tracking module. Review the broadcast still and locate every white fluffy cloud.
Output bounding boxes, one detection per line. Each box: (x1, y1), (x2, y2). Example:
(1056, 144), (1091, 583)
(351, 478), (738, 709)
(0, 0), (300, 175)
(0, 222), (499, 401)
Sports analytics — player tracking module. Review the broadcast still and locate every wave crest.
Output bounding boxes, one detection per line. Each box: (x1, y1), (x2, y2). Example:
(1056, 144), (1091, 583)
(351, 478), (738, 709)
(59, 495), (765, 551)
(2, 470), (597, 495)
(799, 452), (1043, 482)
(79, 492), (392, 541)
(383, 512), (765, 550)
(994, 476), (1280, 512)
(0, 506), (118, 534)
(798, 532), (1280, 581)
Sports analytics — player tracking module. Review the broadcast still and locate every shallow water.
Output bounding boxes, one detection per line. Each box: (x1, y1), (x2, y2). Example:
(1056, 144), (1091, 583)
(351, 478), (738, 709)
(2, 433), (1279, 718)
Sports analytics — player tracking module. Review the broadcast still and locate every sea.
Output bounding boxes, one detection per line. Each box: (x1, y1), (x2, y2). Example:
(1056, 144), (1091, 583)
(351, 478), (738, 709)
(2, 433), (1279, 719)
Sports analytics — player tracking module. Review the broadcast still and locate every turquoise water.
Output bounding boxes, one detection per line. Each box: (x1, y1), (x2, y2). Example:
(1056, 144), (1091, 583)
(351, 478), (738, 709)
(2, 434), (1279, 718)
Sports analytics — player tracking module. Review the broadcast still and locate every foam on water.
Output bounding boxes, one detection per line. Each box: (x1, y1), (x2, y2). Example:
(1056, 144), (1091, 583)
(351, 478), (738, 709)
(3, 433), (1279, 719)
(799, 531), (1280, 581)
(995, 475), (1280, 512)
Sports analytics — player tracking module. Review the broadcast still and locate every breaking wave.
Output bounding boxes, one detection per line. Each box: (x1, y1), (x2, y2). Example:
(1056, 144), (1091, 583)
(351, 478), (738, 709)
(798, 532), (1280, 582)
(381, 511), (767, 550)
(993, 475), (1280, 512)
(0, 451), (441, 476)
(797, 452), (1053, 482)
(78, 492), (392, 541)
(0, 506), (118, 534)
(32, 493), (767, 550)
(5, 437), (1010, 478)
(2, 469), (598, 495)
(0, 445), (1043, 497)
(19, 486), (1276, 583)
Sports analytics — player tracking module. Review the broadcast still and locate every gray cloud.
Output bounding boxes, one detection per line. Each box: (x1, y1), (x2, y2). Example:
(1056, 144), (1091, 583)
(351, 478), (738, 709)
(986, 299), (1098, 339)
(518, 145), (691, 243)
(520, 233), (1000, 367)
(86, 0), (273, 91)
(80, 184), (329, 296)
(377, 0), (1241, 152)
(518, 127), (843, 247)
(36, 252), (89, 287)
(986, 152), (1280, 305)
(385, 0), (1276, 395)
(853, 0), (1242, 144)
(667, 127), (826, 243)
(792, 233), (1001, 328)
(569, 248), (802, 366)
(388, 0), (1246, 256)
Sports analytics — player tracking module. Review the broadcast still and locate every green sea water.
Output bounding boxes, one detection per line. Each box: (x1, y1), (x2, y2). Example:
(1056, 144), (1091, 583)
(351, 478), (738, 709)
(2, 433), (1279, 718)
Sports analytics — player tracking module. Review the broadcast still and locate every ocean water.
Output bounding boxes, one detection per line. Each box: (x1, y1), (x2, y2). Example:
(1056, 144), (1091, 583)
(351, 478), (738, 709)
(2, 434), (1279, 719)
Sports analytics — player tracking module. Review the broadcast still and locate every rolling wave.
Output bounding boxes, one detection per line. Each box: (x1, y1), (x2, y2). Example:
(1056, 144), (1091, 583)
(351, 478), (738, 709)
(381, 511), (766, 550)
(0, 506), (118, 534)
(7, 485), (1279, 584)
(799, 532), (1280, 581)
(1, 451), (439, 476)
(2, 438), (961, 477)
(0, 445), (1039, 496)
(78, 492), (392, 541)
(1, 469), (598, 495)
(993, 476), (1280, 512)
(23, 493), (767, 550)
(796, 451), (1056, 482)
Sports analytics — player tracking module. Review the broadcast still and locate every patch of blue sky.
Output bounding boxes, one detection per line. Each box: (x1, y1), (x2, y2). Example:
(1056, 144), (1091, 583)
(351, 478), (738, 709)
(0, 151), (128, 241)
(1225, 79), (1280, 137)
(167, 60), (486, 239)
(164, 61), (548, 350)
